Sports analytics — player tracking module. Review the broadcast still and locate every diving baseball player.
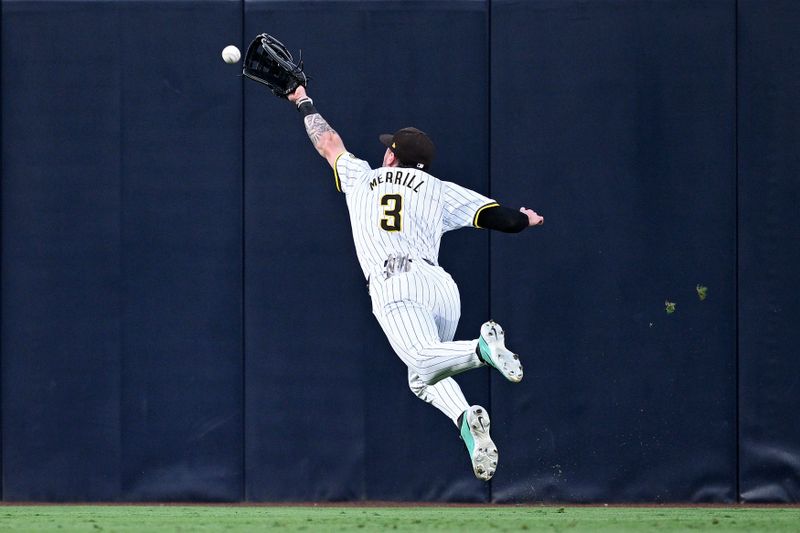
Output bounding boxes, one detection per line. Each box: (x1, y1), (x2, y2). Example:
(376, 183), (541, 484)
(242, 34), (543, 481)
(290, 87), (543, 481)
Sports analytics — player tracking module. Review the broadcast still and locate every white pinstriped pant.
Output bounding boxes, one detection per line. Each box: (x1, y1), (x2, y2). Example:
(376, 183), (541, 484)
(369, 260), (483, 424)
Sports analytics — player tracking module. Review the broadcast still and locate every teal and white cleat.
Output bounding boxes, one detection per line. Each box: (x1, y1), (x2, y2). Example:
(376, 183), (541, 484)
(478, 320), (523, 383)
(460, 405), (498, 481)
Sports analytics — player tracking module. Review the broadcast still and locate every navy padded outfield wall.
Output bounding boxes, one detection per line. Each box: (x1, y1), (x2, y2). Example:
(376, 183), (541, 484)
(490, 0), (737, 502)
(3, 1), (123, 500)
(243, 0), (490, 502)
(738, 0), (800, 503)
(2, 1), (243, 501)
(113, 1), (243, 502)
(1, 0), (799, 503)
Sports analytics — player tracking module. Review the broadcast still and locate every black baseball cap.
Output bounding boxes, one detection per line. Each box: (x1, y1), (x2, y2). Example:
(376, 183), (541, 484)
(379, 127), (436, 171)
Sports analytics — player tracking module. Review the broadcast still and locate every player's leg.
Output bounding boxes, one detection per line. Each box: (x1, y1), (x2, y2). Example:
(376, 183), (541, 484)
(372, 265), (523, 384)
(427, 267), (500, 480)
(373, 265), (482, 384)
(402, 312), (499, 481)
(376, 300), (482, 385)
(375, 273), (502, 481)
(427, 265), (524, 382)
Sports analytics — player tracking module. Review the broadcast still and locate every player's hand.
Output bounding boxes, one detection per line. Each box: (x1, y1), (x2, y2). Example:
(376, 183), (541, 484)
(520, 207), (544, 226)
(287, 85), (307, 104)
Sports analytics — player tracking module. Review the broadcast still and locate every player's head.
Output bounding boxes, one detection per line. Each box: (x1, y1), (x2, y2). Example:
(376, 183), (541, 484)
(379, 127), (436, 171)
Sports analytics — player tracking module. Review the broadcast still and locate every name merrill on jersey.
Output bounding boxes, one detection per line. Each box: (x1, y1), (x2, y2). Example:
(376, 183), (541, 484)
(369, 170), (425, 193)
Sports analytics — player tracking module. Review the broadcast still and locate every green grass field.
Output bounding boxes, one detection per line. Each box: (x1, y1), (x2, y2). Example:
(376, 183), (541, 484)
(1, 506), (799, 532)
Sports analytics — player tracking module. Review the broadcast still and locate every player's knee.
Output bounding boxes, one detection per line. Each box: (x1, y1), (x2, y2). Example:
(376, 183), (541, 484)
(407, 363), (443, 388)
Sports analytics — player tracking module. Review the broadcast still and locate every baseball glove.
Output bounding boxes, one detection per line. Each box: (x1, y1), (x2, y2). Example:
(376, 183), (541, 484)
(242, 33), (307, 98)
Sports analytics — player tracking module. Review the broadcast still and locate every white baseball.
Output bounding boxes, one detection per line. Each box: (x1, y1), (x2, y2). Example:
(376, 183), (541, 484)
(221, 45), (241, 64)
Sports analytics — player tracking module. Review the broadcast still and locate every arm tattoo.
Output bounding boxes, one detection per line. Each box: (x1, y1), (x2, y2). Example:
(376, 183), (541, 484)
(303, 113), (337, 150)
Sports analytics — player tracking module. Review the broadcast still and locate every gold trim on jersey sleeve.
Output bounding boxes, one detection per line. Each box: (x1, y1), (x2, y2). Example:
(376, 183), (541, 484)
(333, 152), (347, 192)
(473, 202), (500, 228)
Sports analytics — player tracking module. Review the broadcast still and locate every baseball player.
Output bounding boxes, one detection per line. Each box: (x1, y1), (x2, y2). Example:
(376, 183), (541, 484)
(285, 85), (544, 481)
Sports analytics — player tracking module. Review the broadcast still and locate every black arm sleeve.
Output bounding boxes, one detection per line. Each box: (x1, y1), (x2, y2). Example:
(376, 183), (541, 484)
(476, 205), (529, 233)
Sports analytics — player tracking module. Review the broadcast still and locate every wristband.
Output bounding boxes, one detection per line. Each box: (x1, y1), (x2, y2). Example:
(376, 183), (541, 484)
(296, 96), (318, 117)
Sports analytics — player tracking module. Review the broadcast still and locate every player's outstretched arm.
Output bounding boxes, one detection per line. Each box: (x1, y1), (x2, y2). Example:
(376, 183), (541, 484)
(288, 87), (346, 169)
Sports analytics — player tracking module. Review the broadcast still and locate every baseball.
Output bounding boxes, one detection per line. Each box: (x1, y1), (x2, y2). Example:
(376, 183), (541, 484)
(221, 45), (241, 64)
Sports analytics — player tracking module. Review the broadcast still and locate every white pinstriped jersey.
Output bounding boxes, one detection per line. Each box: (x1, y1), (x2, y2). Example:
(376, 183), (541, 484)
(333, 152), (497, 279)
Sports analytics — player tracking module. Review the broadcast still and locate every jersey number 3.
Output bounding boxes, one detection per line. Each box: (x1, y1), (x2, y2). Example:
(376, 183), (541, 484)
(380, 194), (403, 232)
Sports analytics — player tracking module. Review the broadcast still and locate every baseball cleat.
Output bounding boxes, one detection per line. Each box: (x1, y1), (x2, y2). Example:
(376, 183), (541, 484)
(460, 405), (498, 481)
(477, 320), (523, 382)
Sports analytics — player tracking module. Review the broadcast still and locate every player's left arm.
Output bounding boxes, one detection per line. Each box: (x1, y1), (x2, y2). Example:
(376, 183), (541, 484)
(477, 205), (544, 232)
(288, 86), (346, 168)
(442, 181), (543, 233)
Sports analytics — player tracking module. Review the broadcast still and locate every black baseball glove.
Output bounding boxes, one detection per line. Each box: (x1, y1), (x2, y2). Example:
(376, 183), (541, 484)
(242, 33), (307, 98)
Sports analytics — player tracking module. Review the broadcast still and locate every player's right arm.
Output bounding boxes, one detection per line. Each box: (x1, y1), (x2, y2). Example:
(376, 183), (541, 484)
(288, 86), (346, 168)
(288, 86), (371, 193)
